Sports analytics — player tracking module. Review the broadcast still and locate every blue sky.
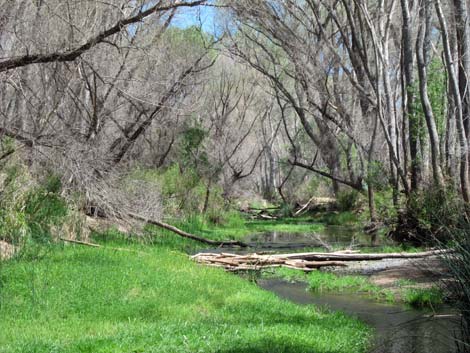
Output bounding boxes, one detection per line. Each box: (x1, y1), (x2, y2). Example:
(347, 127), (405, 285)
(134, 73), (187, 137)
(172, 5), (217, 34)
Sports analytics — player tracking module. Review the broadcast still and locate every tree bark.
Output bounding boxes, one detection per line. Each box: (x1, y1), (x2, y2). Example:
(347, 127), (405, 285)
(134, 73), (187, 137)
(401, 0), (421, 191)
(453, 0), (470, 140)
(416, 0), (445, 186)
(436, 0), (470, 202)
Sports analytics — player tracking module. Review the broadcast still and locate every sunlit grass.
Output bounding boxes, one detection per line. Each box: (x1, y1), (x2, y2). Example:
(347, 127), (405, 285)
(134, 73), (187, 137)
(305, 271), (442, 308)
(165, 214), (325, 243)
(308, 271), (392, 299)
(0, 242), (371, 353)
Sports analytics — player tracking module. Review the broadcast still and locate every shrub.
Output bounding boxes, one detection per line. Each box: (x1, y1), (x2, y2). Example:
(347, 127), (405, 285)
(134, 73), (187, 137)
(404, 287), (443, 308)
(278, 202), (294, 218)
(134, 165), (225, 217)
(0, 167), (69, 248)
(321, 211), (358, 226)
(337, 190), (361, 212)
(374, 188), (398, 222)
(23, 175), (68, 243)
(441, 224), (470, 352)
(392, 186), (464, 244)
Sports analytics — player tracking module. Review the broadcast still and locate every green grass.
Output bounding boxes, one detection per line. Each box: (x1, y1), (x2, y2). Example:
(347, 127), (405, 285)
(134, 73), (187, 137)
(0, 242), (371, 353)
(357, 245), (424, 254)
(304, 271), (443, 308)
(167, 214), (325, 243)
(308, 272), (394, 302)
(262, 267), (311, 283)
(404, 287), (444, 308)
(262, 268), (443, 309)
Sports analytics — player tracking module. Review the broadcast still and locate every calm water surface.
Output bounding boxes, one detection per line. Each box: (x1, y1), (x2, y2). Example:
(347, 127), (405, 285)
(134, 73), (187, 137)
(258, 279), (459, 353)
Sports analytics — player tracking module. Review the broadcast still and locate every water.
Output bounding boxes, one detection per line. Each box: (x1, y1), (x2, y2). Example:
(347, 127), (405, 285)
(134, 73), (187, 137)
(199, 224), (460, 352)
(244, 226), (372, 249)
(201, 225), (387, 254)
(258, 279), (459, 353)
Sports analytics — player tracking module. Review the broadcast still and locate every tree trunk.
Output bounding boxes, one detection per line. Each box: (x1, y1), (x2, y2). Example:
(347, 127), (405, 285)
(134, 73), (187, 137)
(202, 181), (211, 214)
(453, 0), (470, 140)
(401, 0), (421, 191)
(436, 0), (470, 202)
(416, 0), (445, 186)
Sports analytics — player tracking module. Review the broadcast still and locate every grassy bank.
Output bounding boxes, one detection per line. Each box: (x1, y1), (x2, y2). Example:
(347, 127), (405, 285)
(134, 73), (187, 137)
(0, 240), (370, 353)
(173, 214), (325, 241)
(263, 268), (443, 308)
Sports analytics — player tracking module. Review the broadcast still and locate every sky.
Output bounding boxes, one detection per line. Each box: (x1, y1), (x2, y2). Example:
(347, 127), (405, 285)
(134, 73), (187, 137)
(171, 5), (218, 34)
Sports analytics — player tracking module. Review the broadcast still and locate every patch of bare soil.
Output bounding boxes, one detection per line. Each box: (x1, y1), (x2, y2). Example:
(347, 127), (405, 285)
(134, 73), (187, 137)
(330, 256), (449, 293)
(369, 257), (447, 288)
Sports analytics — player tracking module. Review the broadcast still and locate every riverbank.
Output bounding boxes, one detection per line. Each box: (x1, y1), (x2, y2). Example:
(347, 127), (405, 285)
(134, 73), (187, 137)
(0, 239), (371, 353)
(260, 255), (446, 308)
(258, 279), (459, 353)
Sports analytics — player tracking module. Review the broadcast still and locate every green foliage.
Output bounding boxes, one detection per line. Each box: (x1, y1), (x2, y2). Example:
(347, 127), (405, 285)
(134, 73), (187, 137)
(427, 59), (447, 137)
(374, 188), (398, 221)
(440, 221), (470, 348)
(308, 272), (386, 297)
(278, 202), (295, 218)
(366, 161), (389, 191)
(180, 125), (208, 169)
(404, 287), (443, 308)
(407, 59), (447, 165)
(0, 167), (68, 247)
(23, 176), (68, 243)
(133, 164), (225, 217)
(320, 211), (358, 226)
(163, 26), (217, 59)
(0, 137), (15, 158)
(307, 271), (443, 308)
(406, 186), (464, 242)
(0, 244), (371, 353)
(337, 190), (361, 212)
(218, 210), (246, 229)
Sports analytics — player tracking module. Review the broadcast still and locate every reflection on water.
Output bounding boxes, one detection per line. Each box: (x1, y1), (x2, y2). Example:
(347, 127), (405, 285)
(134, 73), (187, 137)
(200, 225), (393, 255)
(244, 225), (392, 251)
(258, 279), (459, 353)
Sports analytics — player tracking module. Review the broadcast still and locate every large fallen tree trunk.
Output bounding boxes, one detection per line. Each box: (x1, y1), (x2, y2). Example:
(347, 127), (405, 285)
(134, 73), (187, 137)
(128, 212), (248, 247)
(267, 249), (452, 261)
(193, 251), (352, 272)
(192, 249), (452, 272)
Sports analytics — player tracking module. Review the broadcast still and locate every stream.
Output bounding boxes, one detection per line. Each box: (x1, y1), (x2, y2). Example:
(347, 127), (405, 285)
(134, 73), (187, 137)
(214, 225), (460, 353)
(258, 279), (458, 353)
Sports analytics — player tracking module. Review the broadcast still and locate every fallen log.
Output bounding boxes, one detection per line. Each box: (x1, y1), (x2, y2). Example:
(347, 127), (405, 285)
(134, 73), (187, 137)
(191, 248), (452, 272)
(284, 259), (348, 268)
(268, 249), (453, 261)
(128, 212), (248, 247)
(258, 214), (278, 220)
(294, 195), (316, 216)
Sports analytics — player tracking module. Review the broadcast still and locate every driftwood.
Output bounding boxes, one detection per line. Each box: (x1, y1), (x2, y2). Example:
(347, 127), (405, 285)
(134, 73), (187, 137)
(294, 197), (337, 216)
(266, 249), (453, 261)
(192, 249), (452, 272)
(294, 196), (317, 216)
(128, 212), (248, 247)
(192, 252), (349, 272)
